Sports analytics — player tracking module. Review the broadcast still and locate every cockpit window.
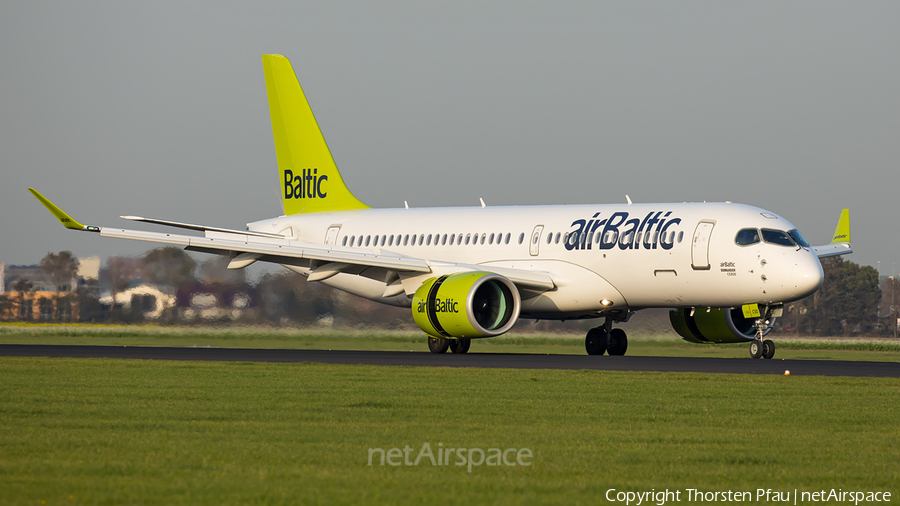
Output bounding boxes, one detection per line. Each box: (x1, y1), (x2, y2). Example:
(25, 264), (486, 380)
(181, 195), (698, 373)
(787, 229), (809, 248)
(735, 228), (760, 246)
(761, 229), (795, 247)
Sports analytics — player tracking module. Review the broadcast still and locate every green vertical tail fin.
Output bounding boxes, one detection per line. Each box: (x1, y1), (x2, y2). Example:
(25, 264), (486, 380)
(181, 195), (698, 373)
(262, 54), (369, 215)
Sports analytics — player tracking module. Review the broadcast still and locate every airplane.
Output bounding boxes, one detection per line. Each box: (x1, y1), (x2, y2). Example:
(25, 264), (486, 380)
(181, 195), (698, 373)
(29, 54), (852, 359)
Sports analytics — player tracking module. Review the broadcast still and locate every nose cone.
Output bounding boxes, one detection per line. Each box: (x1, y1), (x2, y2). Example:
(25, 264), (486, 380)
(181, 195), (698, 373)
(792, 253), (824, 299)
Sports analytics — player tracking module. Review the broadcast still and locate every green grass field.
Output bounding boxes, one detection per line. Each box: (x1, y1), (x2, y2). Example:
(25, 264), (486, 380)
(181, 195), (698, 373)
(0, 357), (898, 505)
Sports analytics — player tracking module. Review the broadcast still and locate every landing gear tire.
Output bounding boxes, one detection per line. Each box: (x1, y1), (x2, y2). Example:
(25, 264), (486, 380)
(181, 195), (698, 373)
(607, 328), (628, 356)
(749, 340), (763, 359)
(428, 337), (450, 354)
(585, 328), (608, 355)
(763, 339), (775, 359)
(449, 338), (471, 354)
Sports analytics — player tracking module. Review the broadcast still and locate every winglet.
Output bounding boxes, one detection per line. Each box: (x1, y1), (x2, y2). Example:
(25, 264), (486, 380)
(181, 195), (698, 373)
(830, 209), (850, 244)
(28, 188), (97, 231)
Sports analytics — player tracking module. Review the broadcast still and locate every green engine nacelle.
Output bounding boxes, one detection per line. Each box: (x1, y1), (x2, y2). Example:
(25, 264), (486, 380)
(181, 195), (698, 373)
(669, 307), (775, 344)
(412, 272), (520, 339)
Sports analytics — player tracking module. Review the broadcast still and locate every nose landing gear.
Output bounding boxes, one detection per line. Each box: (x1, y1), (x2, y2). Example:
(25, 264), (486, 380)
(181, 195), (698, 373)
(748, 306), (779, 359)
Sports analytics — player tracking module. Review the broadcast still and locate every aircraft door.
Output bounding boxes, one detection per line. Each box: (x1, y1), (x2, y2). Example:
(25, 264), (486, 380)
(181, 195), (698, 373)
(324, 225), (341, 245)
(691, 221), (715, 270)
(529, 225), (544, 256)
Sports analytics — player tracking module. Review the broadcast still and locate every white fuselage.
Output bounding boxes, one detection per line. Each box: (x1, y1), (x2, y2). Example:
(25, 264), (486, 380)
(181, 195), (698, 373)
(247, 202), (824, 320)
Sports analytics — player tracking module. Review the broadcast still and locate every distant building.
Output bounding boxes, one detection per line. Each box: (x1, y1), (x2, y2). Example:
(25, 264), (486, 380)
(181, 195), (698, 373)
(1, 291), (80, 321)
(99, 284), (175, 319)
(77, 256), (100, 281)
(3, 264), (56, 292)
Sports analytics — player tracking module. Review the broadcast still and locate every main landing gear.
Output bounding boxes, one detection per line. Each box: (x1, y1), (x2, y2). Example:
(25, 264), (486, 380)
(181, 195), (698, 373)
(428, 337), (471, 354)
(748, 308), (777, 360)
(585, 317), (628, 356)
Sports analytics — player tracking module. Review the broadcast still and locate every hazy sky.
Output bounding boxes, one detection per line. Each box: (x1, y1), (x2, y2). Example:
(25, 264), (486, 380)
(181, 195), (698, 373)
(2, 2), (898, 275)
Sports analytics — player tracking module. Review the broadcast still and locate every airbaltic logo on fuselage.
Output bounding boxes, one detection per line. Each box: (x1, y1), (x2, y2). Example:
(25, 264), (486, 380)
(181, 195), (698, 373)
(284, 168), (327, 199)
(565, 211), (682, 251)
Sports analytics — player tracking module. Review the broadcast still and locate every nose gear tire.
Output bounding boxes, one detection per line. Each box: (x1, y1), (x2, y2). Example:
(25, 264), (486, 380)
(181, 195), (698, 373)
(763, 339), (775, 359)
(749, 340), (763, 359)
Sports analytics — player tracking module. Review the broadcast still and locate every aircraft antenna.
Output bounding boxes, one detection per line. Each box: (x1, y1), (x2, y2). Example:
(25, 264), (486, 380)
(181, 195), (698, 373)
(626, 195), (633, 205)
(479, 198), (486, 208)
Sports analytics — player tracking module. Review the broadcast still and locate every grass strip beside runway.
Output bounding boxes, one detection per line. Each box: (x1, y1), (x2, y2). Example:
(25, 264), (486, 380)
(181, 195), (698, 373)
(2, 324), (899, 361)
(0, 357), (897, 505)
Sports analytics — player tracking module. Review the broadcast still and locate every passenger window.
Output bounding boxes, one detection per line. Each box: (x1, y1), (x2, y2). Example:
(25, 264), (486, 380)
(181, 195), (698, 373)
(442, 234), (447, 245)
(365, 236), (371, 247)
(388, 235), (394, 246)
(489, 233), (495, 244)
(547, 234), (552, 244)
(449, 234), (455, 245)
(426, 234), (432, 246)
(557, 233), (562, 244)
(518, 233), (525, 244)
(677, 231), (684, 243)
(735, 228), (760, 246)
(342, 236), (348, 246)
(419, 234), (424, 245)
(465, 234), (471, 245)
(481, 233), (486, 245)
(505, 233), (510, 244)
(381, 235), (387, 246)
(404, 234), (409, 246)
(458, 234), (463, 245)
(762, 229), (795, 247)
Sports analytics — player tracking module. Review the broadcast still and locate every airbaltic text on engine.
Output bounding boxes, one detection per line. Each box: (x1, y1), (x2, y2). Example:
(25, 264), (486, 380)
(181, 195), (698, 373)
(566, 211), (682, 251)
(417, 299), (460, 314)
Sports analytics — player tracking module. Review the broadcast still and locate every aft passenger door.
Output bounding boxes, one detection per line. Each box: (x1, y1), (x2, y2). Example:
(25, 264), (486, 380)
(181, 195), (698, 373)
(324, 225), (341, 245)
(529, 225), (544, 256)
(691, 221), (715, 270)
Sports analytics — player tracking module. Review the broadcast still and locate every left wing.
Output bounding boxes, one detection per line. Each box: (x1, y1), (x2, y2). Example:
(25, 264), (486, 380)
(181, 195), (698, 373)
(28, 188), (555, 294)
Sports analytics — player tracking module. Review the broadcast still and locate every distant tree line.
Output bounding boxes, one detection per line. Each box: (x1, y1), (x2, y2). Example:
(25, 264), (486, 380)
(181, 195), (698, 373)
(780, 257), (894, 337)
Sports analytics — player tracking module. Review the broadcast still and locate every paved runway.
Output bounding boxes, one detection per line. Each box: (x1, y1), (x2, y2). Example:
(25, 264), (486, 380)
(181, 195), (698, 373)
(2, 344), (898, 377)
